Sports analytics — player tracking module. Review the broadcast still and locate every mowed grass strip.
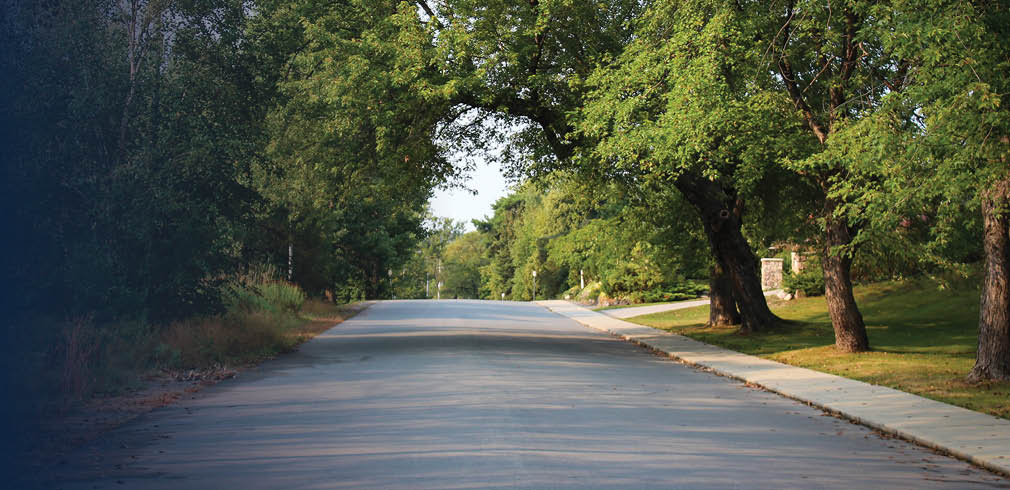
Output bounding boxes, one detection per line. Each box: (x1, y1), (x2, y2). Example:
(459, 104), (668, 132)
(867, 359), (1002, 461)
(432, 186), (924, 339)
(627, 280), (1010, 419)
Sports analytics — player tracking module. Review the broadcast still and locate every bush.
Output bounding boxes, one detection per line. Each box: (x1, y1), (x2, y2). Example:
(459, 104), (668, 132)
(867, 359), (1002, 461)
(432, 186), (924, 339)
(224, 279), (306, 315)
(225, 283), (276, 314)
(257, 281), (307, 314)
(639, 281), (709, 303)
(784, 270), (826, 296)
(600, 242), (668, 296)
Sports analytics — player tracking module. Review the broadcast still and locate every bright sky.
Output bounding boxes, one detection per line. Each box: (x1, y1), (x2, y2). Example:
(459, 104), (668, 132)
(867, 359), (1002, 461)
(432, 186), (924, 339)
(429, 157), (512, 231)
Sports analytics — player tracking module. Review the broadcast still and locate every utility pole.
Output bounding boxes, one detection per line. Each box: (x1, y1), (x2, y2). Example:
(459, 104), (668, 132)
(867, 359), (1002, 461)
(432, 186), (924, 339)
(580, 268), (584, 290)
(532, 269), (537, 301)
(287, 243), (293, 282)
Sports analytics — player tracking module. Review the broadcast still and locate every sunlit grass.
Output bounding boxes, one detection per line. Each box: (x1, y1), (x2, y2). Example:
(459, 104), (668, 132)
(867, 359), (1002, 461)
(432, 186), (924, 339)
(628, 279), (1010, 419)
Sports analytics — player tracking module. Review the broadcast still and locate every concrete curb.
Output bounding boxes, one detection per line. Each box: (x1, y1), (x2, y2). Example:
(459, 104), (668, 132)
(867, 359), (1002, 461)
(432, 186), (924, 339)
(537, 300), (1010, 478)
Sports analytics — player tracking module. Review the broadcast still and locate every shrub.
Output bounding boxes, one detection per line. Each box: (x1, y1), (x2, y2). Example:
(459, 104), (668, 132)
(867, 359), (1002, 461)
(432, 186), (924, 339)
(600, 242), (668, 296)
(576, 282), (603, 303)
(257, 281), (307, 314)
(784, 270), (826, 296)
(639, 281), (708, 304)
(224, 278), (306, 316)
(224, 283), (276, 314)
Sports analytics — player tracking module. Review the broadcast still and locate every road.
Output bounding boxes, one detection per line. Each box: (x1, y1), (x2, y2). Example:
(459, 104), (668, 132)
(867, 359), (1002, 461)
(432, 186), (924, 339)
(57, 300), (1008, 489)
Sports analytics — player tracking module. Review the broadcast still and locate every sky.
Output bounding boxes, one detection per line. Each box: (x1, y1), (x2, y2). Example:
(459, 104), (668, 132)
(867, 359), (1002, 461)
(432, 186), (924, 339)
(429, 157), (512, 232)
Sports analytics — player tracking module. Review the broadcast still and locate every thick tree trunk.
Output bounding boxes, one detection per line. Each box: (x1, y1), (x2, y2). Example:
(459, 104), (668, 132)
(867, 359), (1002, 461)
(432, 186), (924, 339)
(708, 261), (741, 327)
(676, 174), (780, 333)
(970, 179), (1010, 382)
(821, 197), (870, 352)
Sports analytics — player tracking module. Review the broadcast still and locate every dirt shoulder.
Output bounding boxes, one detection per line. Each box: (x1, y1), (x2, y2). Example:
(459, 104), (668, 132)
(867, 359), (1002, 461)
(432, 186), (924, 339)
(33, 301), (373, 470)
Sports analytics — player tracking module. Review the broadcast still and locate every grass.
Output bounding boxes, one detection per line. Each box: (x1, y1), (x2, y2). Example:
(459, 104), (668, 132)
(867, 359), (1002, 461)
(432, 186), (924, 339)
(292, 299), (368, 340)
(627, 278), (1010, 419)
(159, 297), (367, 369)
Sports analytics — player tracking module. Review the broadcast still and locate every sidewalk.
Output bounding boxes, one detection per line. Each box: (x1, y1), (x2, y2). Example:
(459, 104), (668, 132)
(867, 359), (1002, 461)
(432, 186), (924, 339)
(538, 300), (1010, 477)
(598, 299), (709, 319)
(599, 290), (786, 319)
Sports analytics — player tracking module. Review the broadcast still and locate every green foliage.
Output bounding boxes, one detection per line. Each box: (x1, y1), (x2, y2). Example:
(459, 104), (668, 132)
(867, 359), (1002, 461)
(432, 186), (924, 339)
(601, 242), (671, 297)
(257, 282), (308, 314)
(784, 271), (826, 297)
(473, 177), (708, 301)
(644, 281), (710, 303)
(441, 232), (489, 299)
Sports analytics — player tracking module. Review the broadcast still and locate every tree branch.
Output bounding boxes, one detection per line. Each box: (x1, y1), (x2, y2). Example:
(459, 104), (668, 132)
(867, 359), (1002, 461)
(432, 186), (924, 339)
(416, 0), (444, 30)
(776, 4), (828, 144)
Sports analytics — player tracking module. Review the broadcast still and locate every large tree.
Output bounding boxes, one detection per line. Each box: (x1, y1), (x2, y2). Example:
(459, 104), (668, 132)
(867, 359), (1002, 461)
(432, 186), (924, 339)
(249, 0), (457, 299)
(875, 0), (1010, 380)
(578, 0), (815, 332)
(760, 0), (910, 351)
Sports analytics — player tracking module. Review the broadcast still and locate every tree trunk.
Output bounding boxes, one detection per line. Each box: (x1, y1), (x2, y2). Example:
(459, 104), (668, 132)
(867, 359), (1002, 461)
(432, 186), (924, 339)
(708, 261), (741, 327)
(821, 197), (870, 352)
(676, 174), (780, 333)
(970, 179), (1010, 382)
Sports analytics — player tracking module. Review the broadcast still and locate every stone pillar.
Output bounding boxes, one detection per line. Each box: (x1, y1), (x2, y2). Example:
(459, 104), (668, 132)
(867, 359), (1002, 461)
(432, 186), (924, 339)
(791, 251), (806, 275)
(761, 258), (784, 290)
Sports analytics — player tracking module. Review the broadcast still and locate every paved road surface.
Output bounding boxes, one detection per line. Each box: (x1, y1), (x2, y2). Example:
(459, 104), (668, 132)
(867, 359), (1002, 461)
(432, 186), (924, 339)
(56, 300), (1008, 489)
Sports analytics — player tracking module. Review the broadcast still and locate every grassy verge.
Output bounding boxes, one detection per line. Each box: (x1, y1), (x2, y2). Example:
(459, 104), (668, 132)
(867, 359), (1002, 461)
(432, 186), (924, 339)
(159, 295), (367, 370)
(626, 279), (1010, 419)
(26, 290), (369, 473)
(40, 280), (368, 405)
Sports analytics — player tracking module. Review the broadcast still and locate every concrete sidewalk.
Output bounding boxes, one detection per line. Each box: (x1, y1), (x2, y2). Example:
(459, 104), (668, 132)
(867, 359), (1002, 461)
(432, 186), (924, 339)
(538, 300), (1010, 477)
(599, 298), (709, 318)
(599, 289), (786, 319)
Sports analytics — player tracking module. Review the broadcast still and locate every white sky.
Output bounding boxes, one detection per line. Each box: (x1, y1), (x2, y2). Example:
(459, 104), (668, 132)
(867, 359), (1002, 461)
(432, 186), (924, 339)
(429, 157), (512, 231)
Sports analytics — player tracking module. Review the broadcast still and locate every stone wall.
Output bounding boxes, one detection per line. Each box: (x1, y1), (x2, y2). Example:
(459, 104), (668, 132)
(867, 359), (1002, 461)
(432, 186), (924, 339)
(761, 258), (784, 290)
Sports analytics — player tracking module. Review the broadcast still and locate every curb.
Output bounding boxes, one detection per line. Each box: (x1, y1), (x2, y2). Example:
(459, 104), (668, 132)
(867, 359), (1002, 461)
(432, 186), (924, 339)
(537, 300), (1010, 478)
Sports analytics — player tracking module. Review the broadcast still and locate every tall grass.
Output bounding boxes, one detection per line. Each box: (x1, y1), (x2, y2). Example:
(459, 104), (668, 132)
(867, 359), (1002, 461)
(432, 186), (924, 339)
(37, 266), (313, 402)
(159, 271), (309, 369)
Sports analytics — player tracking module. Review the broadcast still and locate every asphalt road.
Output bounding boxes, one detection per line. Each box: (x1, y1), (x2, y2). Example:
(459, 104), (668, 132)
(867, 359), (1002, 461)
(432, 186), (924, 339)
(56, 300), (1008, 489)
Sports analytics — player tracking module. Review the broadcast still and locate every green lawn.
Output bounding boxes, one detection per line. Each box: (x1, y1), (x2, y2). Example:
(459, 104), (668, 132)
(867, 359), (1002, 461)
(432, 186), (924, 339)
(627, 279), (1010, 419)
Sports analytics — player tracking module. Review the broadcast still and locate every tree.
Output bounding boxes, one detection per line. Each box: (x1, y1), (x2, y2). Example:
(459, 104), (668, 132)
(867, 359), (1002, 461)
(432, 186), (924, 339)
(4, 0), (267, 323)
(249, 0), (457, 299)
(442, 232), (489, 298)
(578, 0), (812, 332)
(475, 176), (708, 302)
(875, 0), (1010, 380)
(759, 0), (911, 351)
